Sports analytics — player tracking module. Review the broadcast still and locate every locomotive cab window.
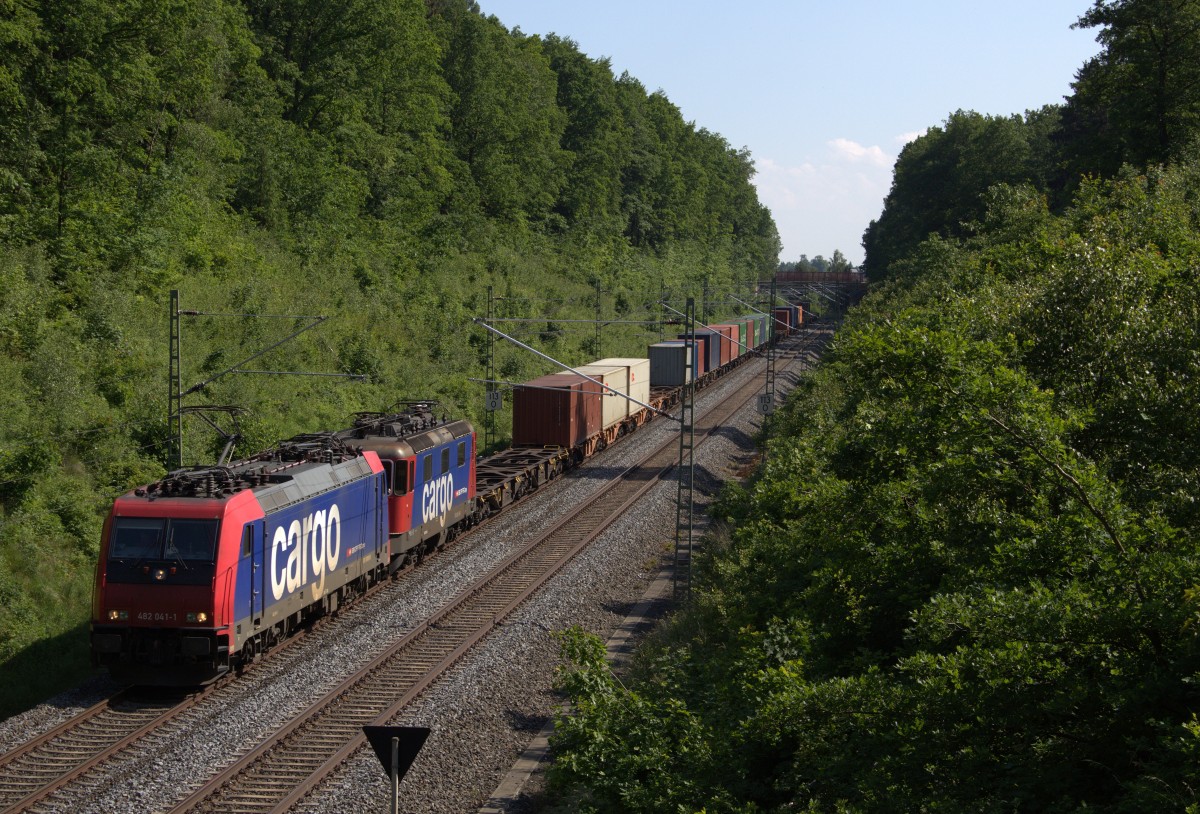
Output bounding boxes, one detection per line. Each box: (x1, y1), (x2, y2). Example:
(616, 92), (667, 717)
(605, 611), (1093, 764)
(109, 517), (219, 563)
(457, 441), (466, 467)
(422, 455), (432, 482)
(441, 448), (450, 474)
(166, 519), (220, 562)
(241, 525), (253, 557)
(107, 517), (219, 585)
(109, 518), (164, 560)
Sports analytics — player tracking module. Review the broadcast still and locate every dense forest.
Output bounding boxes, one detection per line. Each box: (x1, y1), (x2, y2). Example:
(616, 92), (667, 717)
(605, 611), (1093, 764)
(0, 0), (778, 715)
(777, 250), (854, 276)
(549, 0), (1200, 811)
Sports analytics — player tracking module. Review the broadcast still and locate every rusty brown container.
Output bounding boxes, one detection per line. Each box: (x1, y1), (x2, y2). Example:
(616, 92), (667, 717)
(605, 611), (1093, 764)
(512, 374), (602, 448)
(728, 324), (743, 357)
(772, 306), (792, 335)
(726, 324), (742, 358)
(557, 364), (625, 430)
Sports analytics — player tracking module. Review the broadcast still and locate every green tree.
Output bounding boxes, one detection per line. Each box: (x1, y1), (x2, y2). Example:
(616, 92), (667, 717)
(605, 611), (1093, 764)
(863, 107), (1060, 279)
(239, 0), (452, 231)
(7, 0), (248, 289)
(541, 35), (628, 234)
(0, 0), (780, 718)
(552, 154), (1200, 812)
(431, 3), (567, 226)
(1060, 0), (1200, 178)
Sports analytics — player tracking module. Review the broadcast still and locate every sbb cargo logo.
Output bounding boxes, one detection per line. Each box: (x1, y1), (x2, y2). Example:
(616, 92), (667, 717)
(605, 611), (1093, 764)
(422, 473), (455, 525)
(270, 504), (342, 602)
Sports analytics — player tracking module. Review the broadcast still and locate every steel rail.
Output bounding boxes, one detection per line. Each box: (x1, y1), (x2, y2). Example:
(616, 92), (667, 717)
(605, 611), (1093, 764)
(168, 433), (678, 813)
(0, 691), (193, 814)
(0, 327), (824, 814)
(0, 423), (584, 813)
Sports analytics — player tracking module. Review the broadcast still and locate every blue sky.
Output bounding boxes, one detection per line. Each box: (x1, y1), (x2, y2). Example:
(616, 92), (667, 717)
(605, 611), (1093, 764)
(479, 1), (1103, 264)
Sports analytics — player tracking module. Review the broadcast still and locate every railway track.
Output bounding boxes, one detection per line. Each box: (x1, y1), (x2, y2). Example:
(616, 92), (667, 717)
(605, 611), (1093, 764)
(166, 337), (802, 814)
(0, 691), (195, 814)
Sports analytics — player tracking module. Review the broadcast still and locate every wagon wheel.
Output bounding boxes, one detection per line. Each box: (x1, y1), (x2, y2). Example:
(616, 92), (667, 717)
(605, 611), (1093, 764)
(236, 639), (256, 674)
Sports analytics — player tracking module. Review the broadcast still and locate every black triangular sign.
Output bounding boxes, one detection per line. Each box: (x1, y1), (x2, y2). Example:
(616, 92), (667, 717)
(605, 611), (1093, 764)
(363, 725), (431, 780)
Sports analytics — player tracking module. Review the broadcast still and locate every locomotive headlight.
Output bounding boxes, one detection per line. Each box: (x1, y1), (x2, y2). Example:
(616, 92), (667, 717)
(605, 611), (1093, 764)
(107, 610), (129, 621)
(186, 612), (210, 623)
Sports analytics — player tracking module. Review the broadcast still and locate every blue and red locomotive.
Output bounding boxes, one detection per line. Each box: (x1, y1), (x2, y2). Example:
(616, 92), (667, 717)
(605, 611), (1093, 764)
(338, 403), (476, 563)
(91, 404), (475, 685)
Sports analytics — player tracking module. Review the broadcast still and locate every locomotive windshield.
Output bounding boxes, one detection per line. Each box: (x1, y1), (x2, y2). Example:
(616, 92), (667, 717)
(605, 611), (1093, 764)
(110, 518), (219, 562)
(106, 517), (219, 584)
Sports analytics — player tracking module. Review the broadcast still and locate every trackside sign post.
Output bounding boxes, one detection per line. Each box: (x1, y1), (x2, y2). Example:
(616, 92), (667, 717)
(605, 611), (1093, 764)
(363, 725), (431, 814)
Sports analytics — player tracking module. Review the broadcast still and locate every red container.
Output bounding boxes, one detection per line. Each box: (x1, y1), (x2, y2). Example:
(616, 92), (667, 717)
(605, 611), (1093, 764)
(512, 374), (602, 448)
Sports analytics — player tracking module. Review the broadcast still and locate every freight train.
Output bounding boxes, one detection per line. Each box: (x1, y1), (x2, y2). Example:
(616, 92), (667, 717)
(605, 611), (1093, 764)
(90, 308), (802, 686)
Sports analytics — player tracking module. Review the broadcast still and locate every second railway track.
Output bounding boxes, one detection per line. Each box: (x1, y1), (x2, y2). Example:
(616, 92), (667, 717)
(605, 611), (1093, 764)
(0, 692), (190, 814)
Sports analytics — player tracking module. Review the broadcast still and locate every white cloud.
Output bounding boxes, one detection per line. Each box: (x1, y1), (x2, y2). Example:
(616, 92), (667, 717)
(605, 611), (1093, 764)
(753, 144), (895, 264)
(828, 138), (890, 167)
(753, 157), (816, 209)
